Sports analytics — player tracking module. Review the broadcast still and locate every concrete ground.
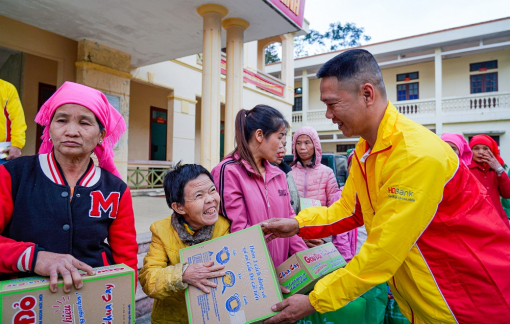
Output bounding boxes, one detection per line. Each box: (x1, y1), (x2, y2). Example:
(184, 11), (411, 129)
(132, 195), (171, 235)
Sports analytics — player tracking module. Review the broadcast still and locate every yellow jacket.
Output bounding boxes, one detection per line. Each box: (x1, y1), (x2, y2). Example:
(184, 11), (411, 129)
(0, 79), (26, 149)
(296, 102), (510, 323)
(139, 215), (230, 324)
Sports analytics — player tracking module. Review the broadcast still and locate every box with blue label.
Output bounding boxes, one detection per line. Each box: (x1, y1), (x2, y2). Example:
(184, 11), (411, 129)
(180, 225), (282, 324)
(0, 264), (135, 323)
(276, 242), (346, 298)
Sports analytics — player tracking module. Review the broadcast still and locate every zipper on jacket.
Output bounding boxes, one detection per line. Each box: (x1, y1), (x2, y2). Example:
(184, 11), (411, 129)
(264, 177), (270, 209)
(304, 168), (308, 198)
(392, 277), (415, 324)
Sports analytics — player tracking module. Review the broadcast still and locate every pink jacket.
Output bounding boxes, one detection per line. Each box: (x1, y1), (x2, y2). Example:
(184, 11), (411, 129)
(212, 155), (307, 267)
(290, 126), (339, 207)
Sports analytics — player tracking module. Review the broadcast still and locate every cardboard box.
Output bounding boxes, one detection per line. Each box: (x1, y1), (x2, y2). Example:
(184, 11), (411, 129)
(276, 243), (346, 298)
(0, 264), (135, 323)
(180, 225), (282, 324)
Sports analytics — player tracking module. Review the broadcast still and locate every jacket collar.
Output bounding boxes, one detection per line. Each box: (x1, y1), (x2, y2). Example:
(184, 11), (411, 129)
(355, 101), (397, 157)
(232, 153), (282, 182)
(38, 151), (101, 187)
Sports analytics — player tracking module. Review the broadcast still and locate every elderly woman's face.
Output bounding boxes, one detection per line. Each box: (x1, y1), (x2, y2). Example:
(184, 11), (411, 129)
(49, 104), (105, 158)
(175, 174), (220, 230)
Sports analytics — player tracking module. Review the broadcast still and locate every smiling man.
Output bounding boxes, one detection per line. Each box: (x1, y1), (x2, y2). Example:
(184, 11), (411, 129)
(262, 49), (510, 324)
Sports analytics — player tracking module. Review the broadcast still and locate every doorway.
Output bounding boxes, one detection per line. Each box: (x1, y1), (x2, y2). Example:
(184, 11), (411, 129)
(36, 83), (57, 151)
(150, 107), (167, 161)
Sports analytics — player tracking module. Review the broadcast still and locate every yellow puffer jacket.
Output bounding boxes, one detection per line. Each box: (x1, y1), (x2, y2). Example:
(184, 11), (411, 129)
(139, 215), (230, 324)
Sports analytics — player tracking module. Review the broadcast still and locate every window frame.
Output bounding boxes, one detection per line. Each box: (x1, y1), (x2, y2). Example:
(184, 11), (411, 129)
(396, 71), (419, 82)
(469, 60), (497, 72)
(397, 82), (419, 101)
(470, 72), (498, 94)
(293, 96), (302, 112)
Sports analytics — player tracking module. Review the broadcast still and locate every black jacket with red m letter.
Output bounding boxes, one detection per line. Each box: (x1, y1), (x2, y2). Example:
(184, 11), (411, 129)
(0, 152), (137, 277)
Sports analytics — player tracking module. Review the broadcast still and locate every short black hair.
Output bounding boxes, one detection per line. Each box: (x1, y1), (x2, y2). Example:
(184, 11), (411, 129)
(163, 161), (214, 212)
(316, 49), (386, 96)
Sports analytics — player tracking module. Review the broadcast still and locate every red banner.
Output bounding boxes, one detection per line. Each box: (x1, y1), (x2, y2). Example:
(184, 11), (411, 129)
(221, 59), (284, 97)
(264, 0), (306, 29)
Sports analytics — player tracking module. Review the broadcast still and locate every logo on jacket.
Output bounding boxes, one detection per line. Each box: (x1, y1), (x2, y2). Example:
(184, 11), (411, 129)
(387, 187), (415, 202)
(278, 189), (288, 197)
(89, 191), (120, 218)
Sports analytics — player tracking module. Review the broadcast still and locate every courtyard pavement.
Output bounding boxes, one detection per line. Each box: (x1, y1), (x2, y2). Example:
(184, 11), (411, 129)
(132, 195), (171, 235)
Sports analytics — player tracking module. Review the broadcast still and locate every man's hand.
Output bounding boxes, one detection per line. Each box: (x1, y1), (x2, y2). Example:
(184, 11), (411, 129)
(260, 218), (300, 243)
(304, 239), (324, 248)
(2, 146), (21, 160)
(182, 261), (225, 293)
(263, 294), (316, 324)
(34, 251), (95, 293)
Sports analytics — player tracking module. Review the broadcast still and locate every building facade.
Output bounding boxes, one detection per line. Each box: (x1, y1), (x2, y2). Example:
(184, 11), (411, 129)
(0, 0), (308, 187)
(266, 17), (510, 162)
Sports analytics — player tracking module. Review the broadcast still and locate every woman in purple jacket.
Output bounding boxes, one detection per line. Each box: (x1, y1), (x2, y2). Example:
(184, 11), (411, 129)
(212, 105), (307, 267)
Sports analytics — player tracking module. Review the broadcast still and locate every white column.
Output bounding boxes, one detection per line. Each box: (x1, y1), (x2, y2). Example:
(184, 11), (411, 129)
(434, 47), (443, 135)
(222, 18), (249, 156)
(196, 4), (228, 170)
(280, 33), (295, 103)
(301, 69), (309, 125)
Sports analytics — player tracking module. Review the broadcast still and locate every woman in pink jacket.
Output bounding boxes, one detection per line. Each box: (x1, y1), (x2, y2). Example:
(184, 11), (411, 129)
(211, 105), (307, 267)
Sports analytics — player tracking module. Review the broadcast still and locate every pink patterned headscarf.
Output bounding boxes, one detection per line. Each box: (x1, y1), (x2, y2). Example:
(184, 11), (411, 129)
(440, 133), (472, 166)
(35, 81), (126, 178)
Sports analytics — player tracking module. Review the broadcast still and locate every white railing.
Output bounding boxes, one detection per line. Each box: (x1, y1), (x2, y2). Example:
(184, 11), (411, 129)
(394, 99), (436, 115)
(442, 92), (510, 112)
(292, 112), (302, 124)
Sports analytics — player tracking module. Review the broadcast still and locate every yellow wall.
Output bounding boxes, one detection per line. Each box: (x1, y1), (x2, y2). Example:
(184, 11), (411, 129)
(129, 81), (170, 160)
(0, 15), (77, 85)
(442, 49), (510, 97)
(381, 61), (436, 102)
(22, 54), (58, 155)
(308, 78), (323, 111)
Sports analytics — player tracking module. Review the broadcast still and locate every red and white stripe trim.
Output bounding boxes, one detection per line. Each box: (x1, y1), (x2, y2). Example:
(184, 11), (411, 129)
(3, 99), (11, 142)
(39, 152), (101, 187)
(17, 246), (33, 272)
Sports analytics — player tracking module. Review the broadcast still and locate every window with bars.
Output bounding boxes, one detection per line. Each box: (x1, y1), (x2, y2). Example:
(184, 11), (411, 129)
(293, 96), (302, 111)
(397, 82), (419, 101)
(470, 72), (498, 94)
(470, 60), (497, 72)
(396, 72), (419, 82)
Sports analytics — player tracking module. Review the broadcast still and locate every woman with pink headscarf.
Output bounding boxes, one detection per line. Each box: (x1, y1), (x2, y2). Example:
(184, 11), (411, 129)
(0, 82), (138, 293)
(440, 133), (472, 165)
(468, 134), (510, 226)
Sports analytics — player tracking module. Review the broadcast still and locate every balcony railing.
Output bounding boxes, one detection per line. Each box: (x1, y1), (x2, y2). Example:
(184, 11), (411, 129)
(443, 92), (510, 112)
(292, 92), (510, 127)
(127, 160), (173, 190)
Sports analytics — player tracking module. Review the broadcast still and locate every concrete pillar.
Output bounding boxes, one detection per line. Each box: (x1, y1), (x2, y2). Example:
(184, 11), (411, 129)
(222, 18), (249, 156)
(301, 69), (309, 125)
(434, 47), (443, 135)
(75, 39), (131, 180)
(168, 94), (197, 164)
(280, 33), (295, 103)
(196, 4), (228, 170)
(257, 42), (266, 72)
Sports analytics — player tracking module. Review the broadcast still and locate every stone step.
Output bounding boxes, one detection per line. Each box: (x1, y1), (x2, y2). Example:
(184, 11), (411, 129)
(135, 231), (154, 319)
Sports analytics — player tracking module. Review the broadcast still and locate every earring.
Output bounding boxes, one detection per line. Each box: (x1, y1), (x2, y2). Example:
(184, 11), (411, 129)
(49, 138), (52, 142)
(99, 140), (103, 144)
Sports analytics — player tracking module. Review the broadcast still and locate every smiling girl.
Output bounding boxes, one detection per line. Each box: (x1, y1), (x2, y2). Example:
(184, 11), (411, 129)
(212, 105), (307, 267)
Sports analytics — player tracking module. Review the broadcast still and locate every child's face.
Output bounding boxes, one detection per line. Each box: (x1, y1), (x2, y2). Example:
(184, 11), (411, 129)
(175, 174), (220, 230)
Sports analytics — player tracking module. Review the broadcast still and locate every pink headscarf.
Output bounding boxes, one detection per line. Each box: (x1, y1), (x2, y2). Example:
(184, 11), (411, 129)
(440, 133), (472, 166)
(35, 81), (126, 178)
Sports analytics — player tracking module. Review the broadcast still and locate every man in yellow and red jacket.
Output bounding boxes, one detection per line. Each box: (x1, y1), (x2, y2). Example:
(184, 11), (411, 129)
(262, 49), (510, 324)
(0, 79), (26, 163)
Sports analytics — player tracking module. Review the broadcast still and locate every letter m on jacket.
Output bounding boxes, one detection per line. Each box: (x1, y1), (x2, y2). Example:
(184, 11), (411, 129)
(89, 191), (120, 219)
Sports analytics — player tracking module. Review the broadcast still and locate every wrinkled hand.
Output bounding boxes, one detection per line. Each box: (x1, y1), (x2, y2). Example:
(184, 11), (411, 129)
(2, 146), (21, 160)
(304, 239), (324, 248)
(260, 218), (300, 243)
(182, 261), (225, 293)
(481, 150), (502, 171)
(34, 251), (95, 293)
(263, 294), (315, 324)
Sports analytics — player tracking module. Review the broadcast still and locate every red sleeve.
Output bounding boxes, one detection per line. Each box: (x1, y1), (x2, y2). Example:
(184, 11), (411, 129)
(109, 187), (138, 283)
(0, 165), (35, 273)
(497, 171), (510, 199)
